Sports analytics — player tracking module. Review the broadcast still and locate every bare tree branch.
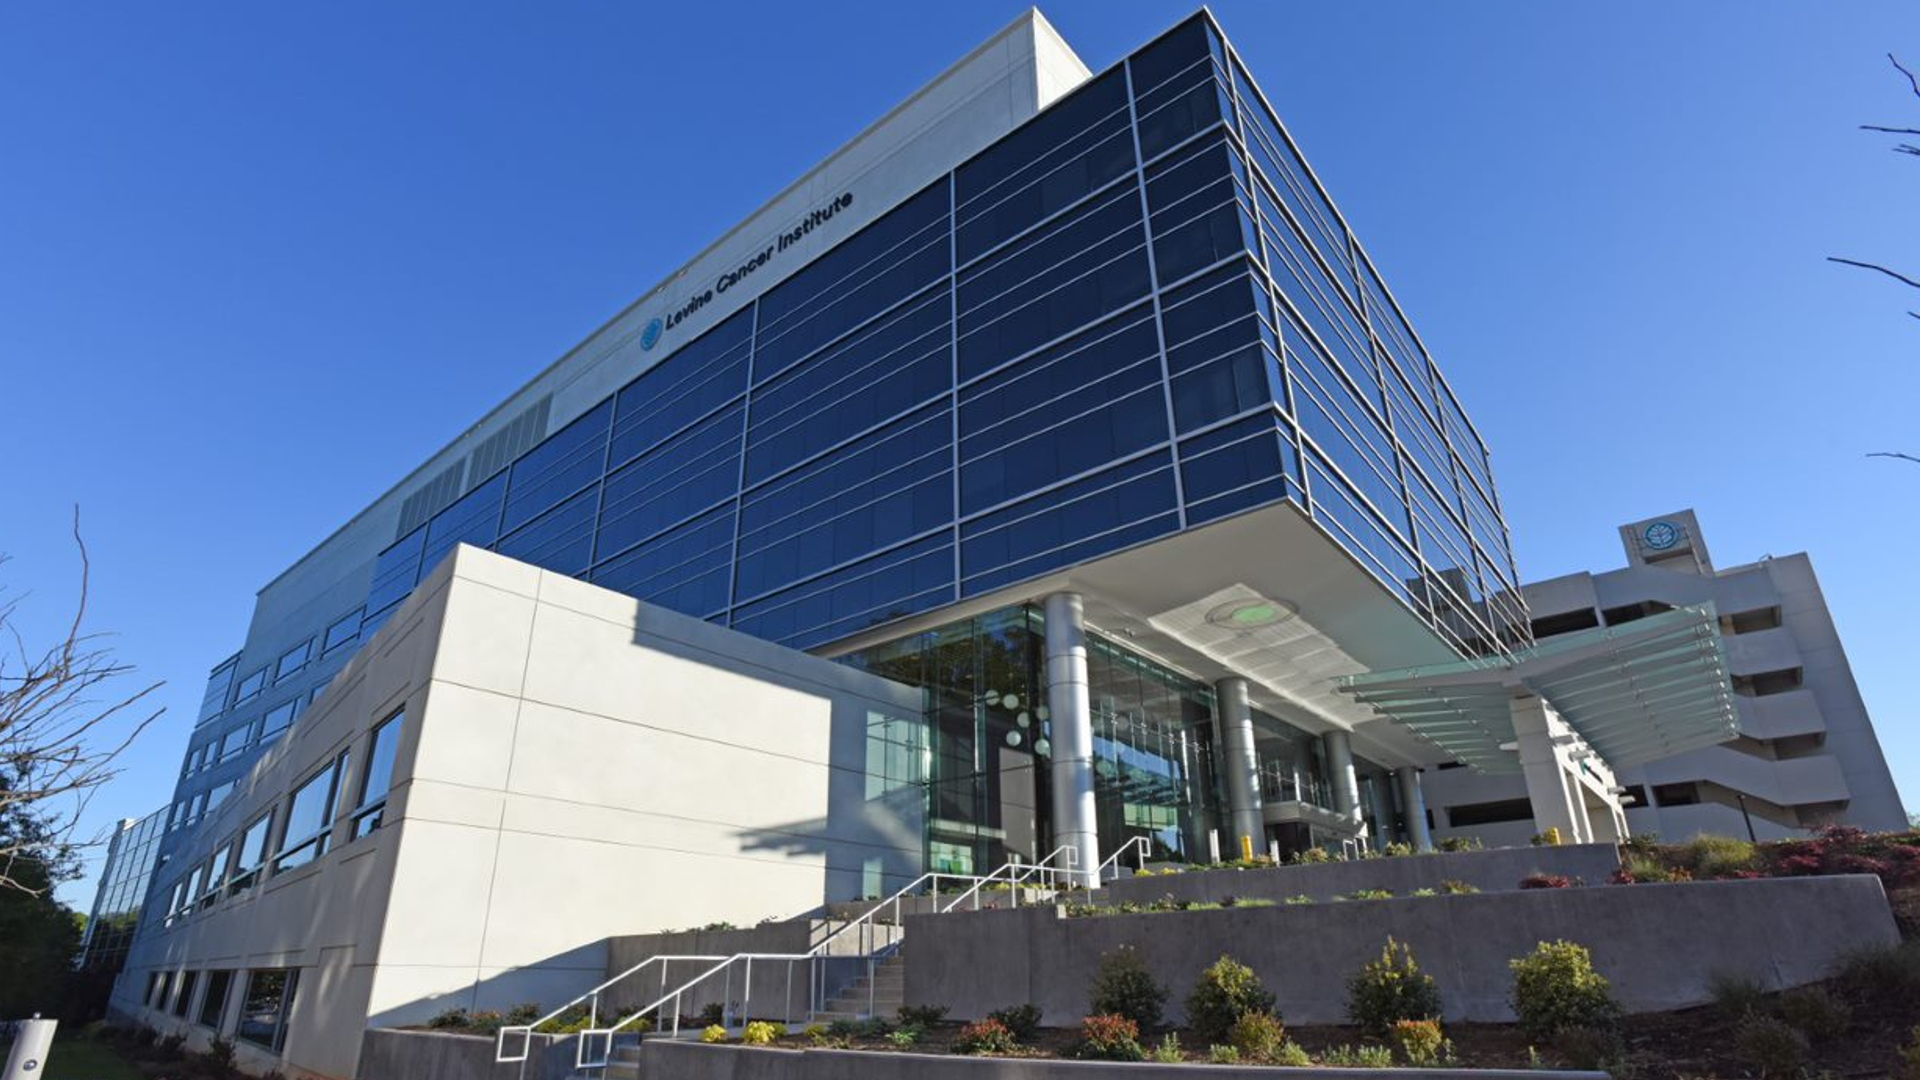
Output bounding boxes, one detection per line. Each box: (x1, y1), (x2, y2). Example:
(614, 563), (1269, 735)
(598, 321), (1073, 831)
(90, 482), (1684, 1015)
(0, 507), (162, 895)
(1868, 451), (1920, 465)
(1891, 52), (1920, 100)
(1827, 256), (1920, 291)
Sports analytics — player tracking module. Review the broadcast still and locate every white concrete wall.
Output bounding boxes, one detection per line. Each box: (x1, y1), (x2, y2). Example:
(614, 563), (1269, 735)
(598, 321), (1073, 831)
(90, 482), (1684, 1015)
(112, 545), (924, 1079)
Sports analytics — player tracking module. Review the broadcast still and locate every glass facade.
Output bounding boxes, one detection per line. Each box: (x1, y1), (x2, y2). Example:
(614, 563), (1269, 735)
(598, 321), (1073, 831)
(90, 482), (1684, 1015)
(356, 12), (1524, 663)
(844, 604), (1222, 874)
(79, 807), (168, 971)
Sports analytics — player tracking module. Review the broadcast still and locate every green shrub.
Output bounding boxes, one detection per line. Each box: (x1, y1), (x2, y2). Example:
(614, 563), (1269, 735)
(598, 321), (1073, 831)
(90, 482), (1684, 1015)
(897, 1004), (948, 1027)
(426, 1007), (470, 1030)
(1186, 955), (1277, 1043)
(1273, 1039), (1313, 1066)
(1440, 835), (1484, 852)
(1208, 1043), (1241, 1064)
(1777, 985), (1851, 1042)
(888, 1026), (922, 1048)
(1089, 945), (1167, 1031)
(1346, 888), (1394, 900)
(1291, 847), (1333, 865)
(986, 1003), (1041, 1042)
(1553, 1025), (1626, 1071)
(1383, 842), (1415, 857)
(741, 1021), (781, 1046)
(802, 1022), (830, 1044)
(1391, 1018), (1448, 1066)
(1284, 894), (1315, 905)
(1901, 1024), (1920, 1080)
(1620, 832), (1660, 856)
(504, 1002), (541, 1025)
(1347, 937), (1442, 1035)
(466, 1011), (506, 1035)
(1410, 887), (1437, 897)
(204, 1038), (236, 1070)
(1227, 1011), (1286, 1063)
(1439, 879), (1479, 894)
(1621, 853), (1679, 883)
(1734, 1014), (1809, 1079)
(951, 1018), (1017, 1056)
(1684, 835), (1758, 878)
(1074, 1013), (1145, 1062)
(1150, 1033), (1184, 1062)
(700, 1024), (728, 1044)
(1324, 1043), (1395, 1067)
(697, 1002), (725, 1027)
(1832, 940), (1920, 1001)
(1707, 971), (1767, 1019)
(1508, 940), (1618, 1038)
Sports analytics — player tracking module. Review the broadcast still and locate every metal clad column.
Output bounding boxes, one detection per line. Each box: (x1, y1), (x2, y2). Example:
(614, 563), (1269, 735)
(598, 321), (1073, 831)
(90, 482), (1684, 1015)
(1044, 592), (1101, 888)
(1366, 772), (1400, 848)
(1323, 729), (1363, 826)
(1395, 766), (1434, 852)
(1214, 677), (1264, 856)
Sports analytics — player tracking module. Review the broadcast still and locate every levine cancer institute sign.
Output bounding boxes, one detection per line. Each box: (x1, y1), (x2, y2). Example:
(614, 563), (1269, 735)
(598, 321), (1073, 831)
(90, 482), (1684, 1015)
(641, 191), (855, 352)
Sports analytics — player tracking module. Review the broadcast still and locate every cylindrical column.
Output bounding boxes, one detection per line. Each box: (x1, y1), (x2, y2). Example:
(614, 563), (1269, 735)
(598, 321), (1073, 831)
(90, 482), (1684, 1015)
(1323, 730), (1363, 826)
(1214, 677), (1264, 857)
(1044, 592), (1101, 888)
(1366, 772), (1400, 848)
(1396, 766), (1434, 852)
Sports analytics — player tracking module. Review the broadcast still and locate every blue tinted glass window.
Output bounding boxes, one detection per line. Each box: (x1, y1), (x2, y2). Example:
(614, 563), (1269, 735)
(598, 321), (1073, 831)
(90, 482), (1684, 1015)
(496, 486), (598, 576)
(591, 504), (735, 619)
(956, 185), (1149, 379)
(596, 403), (741, 561)
(367, 527), (425, 618)
(737, 405), (951, 602)
(503, 400), (610, 534)
(1134, 60), (1230, 161)
(1128, 17), (1223, 102)
(611, 308), (753, 468)
(960, 451), (1179, 595)
(323, 609), (363, 655)
(958, 305), (1165, 514)
(955, 69), (1134, 261)
(731, 533), (953, 651)
(421, 472), (506, 574)
(754, 182), (950, 380)
(1179, 412), (1297, 524)
(744, 286), (950, 484)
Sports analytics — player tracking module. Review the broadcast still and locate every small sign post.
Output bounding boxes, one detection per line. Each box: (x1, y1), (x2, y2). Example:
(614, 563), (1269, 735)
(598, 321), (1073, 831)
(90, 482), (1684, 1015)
(3, 1016), (57, 1080)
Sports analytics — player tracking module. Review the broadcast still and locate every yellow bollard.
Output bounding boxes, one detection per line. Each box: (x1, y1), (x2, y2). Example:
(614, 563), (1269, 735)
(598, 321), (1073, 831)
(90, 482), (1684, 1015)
(1239, 834), (1254, 862)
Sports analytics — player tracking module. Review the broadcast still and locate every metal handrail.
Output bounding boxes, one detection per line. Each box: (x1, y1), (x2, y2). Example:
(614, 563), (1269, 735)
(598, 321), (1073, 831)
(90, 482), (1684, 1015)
(496, 860), (1034, 1066)
(1093, 836), (1153, 882)
(936, 844), (1078, 913)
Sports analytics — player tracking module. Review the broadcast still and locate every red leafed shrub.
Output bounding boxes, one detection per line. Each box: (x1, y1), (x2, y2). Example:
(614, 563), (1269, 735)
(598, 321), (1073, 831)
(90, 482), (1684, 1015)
(952, 1018), (1018, 1056)
(1076, 1014), (1145, 1062)
(1521, 874), (1576, 889)
(1776, 854), (1823, 876)
(1608, 868), (1637, 885)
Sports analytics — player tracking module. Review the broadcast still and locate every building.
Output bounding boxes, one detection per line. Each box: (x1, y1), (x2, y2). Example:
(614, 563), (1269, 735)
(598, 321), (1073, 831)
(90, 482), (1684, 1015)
(1422, 510), (1908, 847)
(78, 807), (168, 973)
(110, 9), (1774, 1076)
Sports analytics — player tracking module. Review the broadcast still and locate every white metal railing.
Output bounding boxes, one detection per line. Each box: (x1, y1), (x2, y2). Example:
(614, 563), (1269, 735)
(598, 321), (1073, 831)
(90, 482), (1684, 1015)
(937, 844), (1078, 913)
(1093, 836), (1152, 882)
(495, 855), (1064, 1069)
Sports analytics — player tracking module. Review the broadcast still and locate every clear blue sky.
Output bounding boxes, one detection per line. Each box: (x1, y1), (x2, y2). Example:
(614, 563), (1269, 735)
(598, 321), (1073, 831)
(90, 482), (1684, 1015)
(3, 2), (1915, 908)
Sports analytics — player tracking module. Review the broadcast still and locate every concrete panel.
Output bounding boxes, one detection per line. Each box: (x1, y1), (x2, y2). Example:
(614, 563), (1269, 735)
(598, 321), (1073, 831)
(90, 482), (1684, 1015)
(1099, 844), (1621, 906)
(905, 876), (1899, 1025)
(359, 1028), (576, 1080)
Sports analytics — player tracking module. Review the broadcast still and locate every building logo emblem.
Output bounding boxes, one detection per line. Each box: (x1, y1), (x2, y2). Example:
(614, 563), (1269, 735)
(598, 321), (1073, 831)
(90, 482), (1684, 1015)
(1643, 521), (1680, 550)
(641, 317), (664, 352)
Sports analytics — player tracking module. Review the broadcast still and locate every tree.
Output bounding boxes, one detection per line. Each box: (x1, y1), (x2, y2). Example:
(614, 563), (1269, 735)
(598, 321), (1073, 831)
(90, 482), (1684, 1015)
(1, 510), (162, 895)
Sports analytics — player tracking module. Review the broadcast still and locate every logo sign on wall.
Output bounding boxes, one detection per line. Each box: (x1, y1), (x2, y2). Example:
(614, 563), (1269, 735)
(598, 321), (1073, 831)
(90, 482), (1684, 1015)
(1642, 521), (1681, 551)
(640, 317), (664, 352)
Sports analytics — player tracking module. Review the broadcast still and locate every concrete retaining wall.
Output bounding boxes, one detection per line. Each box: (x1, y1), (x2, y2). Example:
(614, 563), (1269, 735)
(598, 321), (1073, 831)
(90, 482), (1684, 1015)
(905, 875), (1899, 1025)
(358, 1028), (577, 1080)
(640, 1041), (1609, 1080)
(1101, 845), (1622, 906)
(603, 920), (904, 1018)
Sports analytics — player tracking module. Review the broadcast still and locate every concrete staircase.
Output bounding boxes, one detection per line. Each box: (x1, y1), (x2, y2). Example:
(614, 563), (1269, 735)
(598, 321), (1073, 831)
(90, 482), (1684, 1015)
(810, 950), (906, 1022)
(600, 1041), (644, 1080)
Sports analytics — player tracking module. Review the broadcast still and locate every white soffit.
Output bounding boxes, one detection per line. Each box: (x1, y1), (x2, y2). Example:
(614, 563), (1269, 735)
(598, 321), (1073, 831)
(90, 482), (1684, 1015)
(1148, 584), (1383, 733)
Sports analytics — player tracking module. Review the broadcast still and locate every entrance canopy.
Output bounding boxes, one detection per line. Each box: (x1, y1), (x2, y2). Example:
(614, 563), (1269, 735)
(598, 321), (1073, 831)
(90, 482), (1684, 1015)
(1337, 604), (1739, 774)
